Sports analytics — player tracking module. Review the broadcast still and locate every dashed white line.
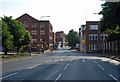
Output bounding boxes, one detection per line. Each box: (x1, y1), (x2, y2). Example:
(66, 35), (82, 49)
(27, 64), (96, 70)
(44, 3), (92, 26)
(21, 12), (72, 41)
(55, 60), (59, 61)
(109, 74), (119, 82)
(27, 64), (41, 69)
(70, 59), (72, 63)
(45, 59), (52, 62)
(46, 70), (59, 79)
(98, 64), (105, 70)
(60, 59), (63, 61)
(55, 74), (62, 80)
(64, 64), (70, 70)
(82, 59), (85, 62)
(93, 60), (97, 63)
(0, 72), (18, 80)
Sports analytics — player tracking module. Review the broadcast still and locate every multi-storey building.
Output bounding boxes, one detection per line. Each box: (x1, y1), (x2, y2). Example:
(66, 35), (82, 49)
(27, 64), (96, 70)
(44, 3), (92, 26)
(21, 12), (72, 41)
(16, 13), (53, 51)
(52, 32), (56, 49)
(79, 21), (109, 53)
(55, 31), (66, 48)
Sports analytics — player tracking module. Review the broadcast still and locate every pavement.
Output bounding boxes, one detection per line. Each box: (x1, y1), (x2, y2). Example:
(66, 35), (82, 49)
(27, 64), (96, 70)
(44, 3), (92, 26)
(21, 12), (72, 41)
(1, 48), (120, 81)
(1, 49), (54, 64)
(73, 50), (120, 62)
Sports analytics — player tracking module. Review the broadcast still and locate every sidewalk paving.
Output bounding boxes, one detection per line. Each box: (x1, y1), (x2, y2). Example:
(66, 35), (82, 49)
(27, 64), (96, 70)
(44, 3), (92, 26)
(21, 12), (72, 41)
(0, 49), (55, 63)
(74, 50), (120, 62)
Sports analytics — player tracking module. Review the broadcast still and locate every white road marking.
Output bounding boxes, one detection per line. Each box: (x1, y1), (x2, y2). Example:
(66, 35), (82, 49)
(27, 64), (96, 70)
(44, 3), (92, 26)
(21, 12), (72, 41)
(70, 59), (72, 63)
(60, 59), (63, 61)
(46, 70), (59, 79)
(82, 59), (85, 62)
(55, 74), (62, 80)
(64, 64), (70, 70)
(45, 59), (52, 62)
(55, 60), (59, 61)
(0, 72), (18, 80)
(98, 64), (105, 70)
(93, 60), (97, 63)
(109, 74), (119, 81)
(27, 64), (41, 69)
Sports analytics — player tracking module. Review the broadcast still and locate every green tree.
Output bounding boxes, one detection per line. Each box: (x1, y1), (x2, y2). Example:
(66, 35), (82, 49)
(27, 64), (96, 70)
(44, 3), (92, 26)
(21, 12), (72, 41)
(21, 31), (32, 48)
(67, 29), (79, 48)
(99, 2), (120, 32)
(99, 2), (120, 41)
(2, 16), (32, 54)
(2, 21), (13, 54)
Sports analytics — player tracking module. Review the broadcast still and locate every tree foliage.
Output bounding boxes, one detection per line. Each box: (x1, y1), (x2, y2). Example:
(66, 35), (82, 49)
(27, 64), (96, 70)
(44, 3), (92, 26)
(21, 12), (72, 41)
(2, 16), (32, 54)
(67, 29), (79, 48)
(99, 2), (120, 32)
(99, 2), (120, 41)
(2, 21), (14, 54)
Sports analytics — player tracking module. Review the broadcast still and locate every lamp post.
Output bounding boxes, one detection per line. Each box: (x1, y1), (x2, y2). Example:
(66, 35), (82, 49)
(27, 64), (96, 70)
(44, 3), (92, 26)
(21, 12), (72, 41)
(40, 16), (50, 20)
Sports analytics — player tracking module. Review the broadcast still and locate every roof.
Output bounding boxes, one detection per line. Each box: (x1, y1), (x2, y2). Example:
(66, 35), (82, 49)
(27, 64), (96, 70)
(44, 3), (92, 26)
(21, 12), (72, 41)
(56, 31), (64, 33)
(16, 13), (39, 21)
(39, 20), (50, 22)
(86, 21), (99, 23)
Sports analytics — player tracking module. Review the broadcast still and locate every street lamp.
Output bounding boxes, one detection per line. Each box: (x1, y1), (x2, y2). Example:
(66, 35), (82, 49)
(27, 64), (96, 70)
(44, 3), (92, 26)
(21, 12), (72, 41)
(40, 16), (50, 20)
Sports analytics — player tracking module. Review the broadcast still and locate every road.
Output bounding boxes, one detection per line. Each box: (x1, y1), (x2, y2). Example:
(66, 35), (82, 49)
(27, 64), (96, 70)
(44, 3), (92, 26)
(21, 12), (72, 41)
(1, 48), (120, 82)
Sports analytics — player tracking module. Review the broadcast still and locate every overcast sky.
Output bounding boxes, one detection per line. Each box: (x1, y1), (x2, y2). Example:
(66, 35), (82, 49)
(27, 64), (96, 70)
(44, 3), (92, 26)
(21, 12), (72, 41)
(0, 0), (103, 34)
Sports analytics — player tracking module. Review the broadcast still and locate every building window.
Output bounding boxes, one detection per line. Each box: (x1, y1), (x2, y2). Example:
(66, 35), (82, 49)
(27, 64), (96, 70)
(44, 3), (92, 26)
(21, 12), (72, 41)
(89, 34), (98, 40)
(94, 44), (98, 50)
(40, 23), (45, 28)
(31, 30), (37, 35)
(50, 40), (52, 43)
(40, 30), (45, 36)
(89, 44), (98, 50)
(89, 25), (98, 30)
(32, 38), (37, 44)
(23, 20), (28, 27)
(89, 44), (93, 50)
(101, 34), (108, 40)
(31, 22), (36, 28)
(40, 38), (44, 42)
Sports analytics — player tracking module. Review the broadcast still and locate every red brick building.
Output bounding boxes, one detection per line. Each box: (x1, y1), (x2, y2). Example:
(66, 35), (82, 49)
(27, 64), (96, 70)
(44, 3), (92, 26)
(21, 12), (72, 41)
(52, 32), (56, 49)
(16, 13), (53, 51)
(55, 31), (66, 48)
(79, 21), (109, 53)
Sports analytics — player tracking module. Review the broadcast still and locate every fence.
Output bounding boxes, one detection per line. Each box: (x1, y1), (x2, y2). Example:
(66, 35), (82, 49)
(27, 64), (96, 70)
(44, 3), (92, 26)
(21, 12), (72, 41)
(99, 40), (120, 56)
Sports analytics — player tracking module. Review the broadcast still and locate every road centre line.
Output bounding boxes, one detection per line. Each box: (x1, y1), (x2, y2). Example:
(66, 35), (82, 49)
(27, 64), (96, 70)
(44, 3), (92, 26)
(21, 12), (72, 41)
(0, 72), (18, 80)
(70, 59), (72, 63)
(93, 60), (97, 63)
(55, 74), (62, 80)
(98, 64), (105, 70)
(27, 64), (41, 69)
(64, 64), (70, 70)
(55, 60), (59, 61)
(109, 74), (119, 82)
(46, 70), (59, 79)
(60, 59), (63, 61)
(82, 59), (85, 62)
(45, 59), (52, 62)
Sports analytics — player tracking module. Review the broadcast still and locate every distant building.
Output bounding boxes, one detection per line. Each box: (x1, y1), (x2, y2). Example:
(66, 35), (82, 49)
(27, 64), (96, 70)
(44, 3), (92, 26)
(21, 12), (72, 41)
(79, 21), (109, 53)
(55, 31), (66, 48)
(52, 32), (56, 49)
(16, 13), (53, 51)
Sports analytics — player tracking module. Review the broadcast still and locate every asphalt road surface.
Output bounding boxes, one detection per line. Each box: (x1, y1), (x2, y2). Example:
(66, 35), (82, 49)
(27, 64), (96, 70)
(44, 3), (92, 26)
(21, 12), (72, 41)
(1, 48), (120, 82)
